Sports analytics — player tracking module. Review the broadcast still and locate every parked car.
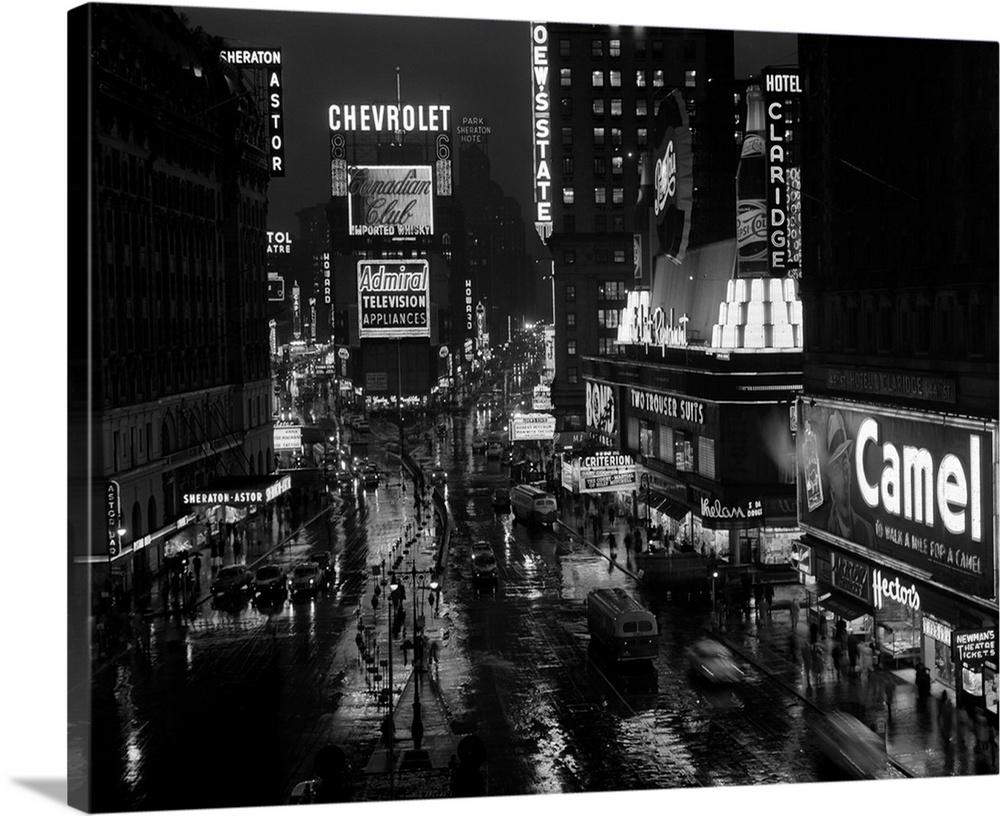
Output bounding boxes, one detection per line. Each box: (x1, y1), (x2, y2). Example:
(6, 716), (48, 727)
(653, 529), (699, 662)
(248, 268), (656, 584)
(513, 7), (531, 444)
(814, 711), (894, 780)
(471, 542), (498, 586)
(486, 442), (503, 459)
(492, 488), (511, 512)
(211, 564), (251, 599)
(288, 562), (325, 596)
(252, 564), (287, 602)
(337, 470), (355, 491)
(685, 637), (746, 684)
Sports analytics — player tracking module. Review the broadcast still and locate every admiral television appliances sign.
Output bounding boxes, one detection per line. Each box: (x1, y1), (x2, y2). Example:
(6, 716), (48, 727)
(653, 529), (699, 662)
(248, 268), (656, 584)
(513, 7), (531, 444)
(347, 166), (433, 237)
(357, 260), (430, 339)
(797, 398), (996, 598)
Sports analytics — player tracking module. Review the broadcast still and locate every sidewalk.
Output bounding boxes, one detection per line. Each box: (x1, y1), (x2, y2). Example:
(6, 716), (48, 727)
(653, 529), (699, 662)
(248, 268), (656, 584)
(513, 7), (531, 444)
(707, 586), (998, 778)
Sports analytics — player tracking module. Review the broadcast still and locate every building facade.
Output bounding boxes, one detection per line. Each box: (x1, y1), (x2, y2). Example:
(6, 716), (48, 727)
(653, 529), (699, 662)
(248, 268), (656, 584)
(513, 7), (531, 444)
(795, 34), (998, 715)
(69, 5), (277, 611)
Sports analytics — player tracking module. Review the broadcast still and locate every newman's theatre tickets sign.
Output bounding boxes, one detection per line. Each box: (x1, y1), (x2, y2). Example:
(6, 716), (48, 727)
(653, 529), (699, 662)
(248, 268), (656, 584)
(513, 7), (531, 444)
(797, 398), (996, 598)
(348, 166), (433, 237)
(357, 260), (430, 339)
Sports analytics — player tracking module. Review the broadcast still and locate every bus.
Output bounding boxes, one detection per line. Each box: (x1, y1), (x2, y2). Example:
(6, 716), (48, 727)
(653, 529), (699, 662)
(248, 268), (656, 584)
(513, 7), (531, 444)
(586, 588), (659, 663)
(510, 484), (558, 526)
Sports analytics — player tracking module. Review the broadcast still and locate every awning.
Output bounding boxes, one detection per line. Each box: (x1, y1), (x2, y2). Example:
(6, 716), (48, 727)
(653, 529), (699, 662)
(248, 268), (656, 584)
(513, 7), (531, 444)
(818, 590), (870, 622)
(651, 494), (689, 521)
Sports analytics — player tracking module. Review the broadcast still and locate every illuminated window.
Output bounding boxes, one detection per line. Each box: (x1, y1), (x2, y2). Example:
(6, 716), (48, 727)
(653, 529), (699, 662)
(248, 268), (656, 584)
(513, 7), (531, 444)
(639, 420), (656, 457)
(566, 312), (577, 328)
(593, 127), (606, 146)
(593, 157), (607, 175)
(561, 97), (573, 116)
(599, 281), (626, 299)
(567, 367), (579, 384)
(562, 187), (575, 205)
(597, 309), (620, 328)
(565, 284), (576, 302)
(611, 128), (622, 146)
(598, 337), (617, 354)
(609, 39), (621, 58)
(561, 68), (572, 87)
(614, 250), (626, 264)
(592, 98), (605, 116)
(567, 339), (577, 356)
(636, 98), (648, 117)
(685, 69), (697, 88)
(591, 39), (603, 58)
(595, 187), (607, 204)
(653, 69), (665, 87)
(637, 128), (649, 146)
(562, 157), (574, 176)
(560, 39), (571, 57)
(561, 127), (573, 147)
(636, 70), (646, 88)
(612, 215), (625, 232)
(592, 70), (604, 88)
(611, 156), (623, 175)
(610, 70), (621, 87)
(610, 99), (622, 118)
(612, 187), (624, 204)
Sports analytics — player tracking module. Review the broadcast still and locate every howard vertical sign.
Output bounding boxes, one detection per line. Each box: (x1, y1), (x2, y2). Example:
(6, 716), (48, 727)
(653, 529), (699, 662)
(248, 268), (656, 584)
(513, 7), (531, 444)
(357, 260), (430, 338)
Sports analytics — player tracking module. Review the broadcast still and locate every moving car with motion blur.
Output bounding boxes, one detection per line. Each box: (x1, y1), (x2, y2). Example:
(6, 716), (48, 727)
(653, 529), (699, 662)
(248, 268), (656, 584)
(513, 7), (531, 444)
(492, 488), (511, 512)
(430, 465), (447, 486)
(814, 711), (895, 780)
(471, 436), (487, 453)
(211, 564), (251, 600)
(685, 637), (746, 684)
(361, 465), (380, 490)
(486, 441), (503, 459)
(288, 562), (325, 597)
(251, 564), (287, 604)
(309, 551), (334, 582)
(471, 542), (498, 588)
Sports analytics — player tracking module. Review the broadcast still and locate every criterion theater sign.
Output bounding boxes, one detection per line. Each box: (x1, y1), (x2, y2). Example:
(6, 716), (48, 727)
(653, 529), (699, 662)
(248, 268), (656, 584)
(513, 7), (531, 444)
(357, 260), (430, 338)
(578, 452), (638, 494)
(348, 166), (433, 237)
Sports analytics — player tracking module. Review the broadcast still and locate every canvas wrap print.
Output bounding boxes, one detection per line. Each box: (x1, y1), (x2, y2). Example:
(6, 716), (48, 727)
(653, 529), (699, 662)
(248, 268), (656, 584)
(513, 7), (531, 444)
(67, 3), (999, 814)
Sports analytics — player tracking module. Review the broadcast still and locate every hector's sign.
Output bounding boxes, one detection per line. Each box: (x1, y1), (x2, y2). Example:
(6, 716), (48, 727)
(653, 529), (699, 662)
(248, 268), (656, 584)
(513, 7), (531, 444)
(798, 399), (996, 598)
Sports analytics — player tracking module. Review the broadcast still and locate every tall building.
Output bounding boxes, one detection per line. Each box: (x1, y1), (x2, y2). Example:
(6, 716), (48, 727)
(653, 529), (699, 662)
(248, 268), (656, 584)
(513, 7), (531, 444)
(68, 3), (280, 716)
(454, 144), (530, 366)
(794, 34), (998, 709)
(531, 23), (737, 428)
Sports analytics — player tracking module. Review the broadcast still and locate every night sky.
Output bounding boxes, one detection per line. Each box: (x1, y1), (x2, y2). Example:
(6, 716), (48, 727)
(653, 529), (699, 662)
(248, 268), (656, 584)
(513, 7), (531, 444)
(176, 1), (806, 249)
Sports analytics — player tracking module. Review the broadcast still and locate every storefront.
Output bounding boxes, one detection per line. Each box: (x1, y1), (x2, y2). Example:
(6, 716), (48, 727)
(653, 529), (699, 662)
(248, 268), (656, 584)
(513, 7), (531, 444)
(797, 398), (998, 714)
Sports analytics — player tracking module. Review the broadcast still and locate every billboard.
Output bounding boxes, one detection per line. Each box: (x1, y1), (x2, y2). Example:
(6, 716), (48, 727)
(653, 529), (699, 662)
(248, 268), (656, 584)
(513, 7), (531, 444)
(357, 260), (430, 339)
(763, 68), (803, 278)
(221, 48), (284, 176)
(797, 398), (996, 598)
(585, 380), (618, 448)
(530, 22), (553, 243)
(348, 166), (433, 237)
(510, 412), (556, 441)
(274, 425), (302, 452)
(651, 89), (693, 264)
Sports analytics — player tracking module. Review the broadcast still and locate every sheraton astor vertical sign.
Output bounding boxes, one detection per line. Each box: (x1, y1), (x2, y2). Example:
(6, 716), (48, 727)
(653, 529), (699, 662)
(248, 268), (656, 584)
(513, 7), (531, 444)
(357, 260), (430, 338)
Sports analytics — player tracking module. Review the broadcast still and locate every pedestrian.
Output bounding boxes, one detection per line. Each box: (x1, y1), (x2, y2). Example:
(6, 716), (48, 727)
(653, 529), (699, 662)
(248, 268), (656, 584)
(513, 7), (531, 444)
(938, 689), (955, 745)
(401, 638), (412, 666)
(810, 640), (826, 688)
(233, 535), (243, 563)
(883, 671), (895, 724)
(191, 552), (202, 586)
(608, 506), (616, 526)
(801, 640), (814, 689)
(974, 707), (990, 753)
(915, 662), (931, 710)
(429, 639), (440, 665)
(789, 596), (800, 632)
(857, 640), (873, 680)
(763, 582), (774, 621)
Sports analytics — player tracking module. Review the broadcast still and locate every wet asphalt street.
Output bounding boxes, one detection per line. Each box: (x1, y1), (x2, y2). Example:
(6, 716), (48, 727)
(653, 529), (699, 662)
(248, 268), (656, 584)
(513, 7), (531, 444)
(78, 406), (902, 812)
